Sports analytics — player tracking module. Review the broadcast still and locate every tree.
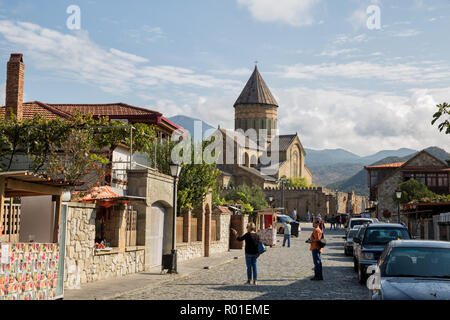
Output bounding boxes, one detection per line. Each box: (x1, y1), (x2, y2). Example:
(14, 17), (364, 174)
(394, 179), (435, 204)
(176, 140), (220, 214)
(223, 184), (269, 215)
(432, 102), (450, 134)
(285, 177), (314, 188)
(394, 179), (450, 204)
(0, 112), (157, 189)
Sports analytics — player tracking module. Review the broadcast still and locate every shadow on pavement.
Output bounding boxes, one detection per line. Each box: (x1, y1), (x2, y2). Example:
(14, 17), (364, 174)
(210, 266), (370, 300)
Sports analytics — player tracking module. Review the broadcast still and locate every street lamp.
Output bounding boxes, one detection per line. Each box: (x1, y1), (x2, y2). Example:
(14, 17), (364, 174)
(168, 161), (182, 274)
(268, 195), (274, 207)
(395, 189), (402, 224)
(374, 200), (378, 220)
(276, 177), (287, 214)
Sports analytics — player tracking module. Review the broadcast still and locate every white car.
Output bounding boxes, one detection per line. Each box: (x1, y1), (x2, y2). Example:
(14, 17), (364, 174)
(347, 218), (378, 231)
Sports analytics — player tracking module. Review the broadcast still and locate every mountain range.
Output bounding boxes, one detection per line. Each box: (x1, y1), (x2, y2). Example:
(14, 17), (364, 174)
(168, 115), (450, 196)
(326, 146), (450, 196)
(168, 115), (215, 141)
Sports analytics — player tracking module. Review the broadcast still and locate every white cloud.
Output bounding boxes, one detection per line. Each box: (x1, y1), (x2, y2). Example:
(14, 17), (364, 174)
(279, 61), (450, 84)
(236, 0), (320, 26)
(109, 48), (149, 63)
(0, 20), (240, 95)
(318, 48), (359, 57)
(273, 86), (450, 154)
(209, 68), (253, 76)
(389, 29), (422, 37)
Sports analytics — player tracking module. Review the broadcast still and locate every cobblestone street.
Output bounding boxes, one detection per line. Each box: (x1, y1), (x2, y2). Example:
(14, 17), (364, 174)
(115, 223), (371, 300)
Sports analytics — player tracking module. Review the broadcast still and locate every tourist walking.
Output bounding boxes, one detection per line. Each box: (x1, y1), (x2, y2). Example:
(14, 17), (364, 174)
(291, 208), (297, 221)
(306, 211), (310, 222)
(282, 222), (291, 248)
(232, 223), (260, 285)
(330, 215), (336, 230)
(307, 220), (324, 280)
(337, 215), (342, 229)
(319, 218), (325, 232)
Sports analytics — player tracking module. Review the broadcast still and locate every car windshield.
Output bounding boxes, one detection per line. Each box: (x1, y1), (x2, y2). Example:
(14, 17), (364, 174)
(363, 228), (410, 245)
(348, 230), (358, 239)
(278, 216), (293, 223)
(350, 220), (370, 228)
(382, 247), (450, 278)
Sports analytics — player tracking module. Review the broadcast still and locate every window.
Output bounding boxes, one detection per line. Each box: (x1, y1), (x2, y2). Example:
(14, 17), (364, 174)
(370, 171), (378, 186)
(438, 174), (448, 187)
(415, 173), (426, 184)
(427, 174), (437, 187)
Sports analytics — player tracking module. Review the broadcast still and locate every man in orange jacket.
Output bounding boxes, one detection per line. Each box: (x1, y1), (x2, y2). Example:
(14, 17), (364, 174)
(307, 220), (324, 280)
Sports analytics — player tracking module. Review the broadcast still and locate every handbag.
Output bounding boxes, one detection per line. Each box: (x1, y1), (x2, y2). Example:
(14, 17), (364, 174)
(257, 241), (267, 255)
(318, 232), (327, 248)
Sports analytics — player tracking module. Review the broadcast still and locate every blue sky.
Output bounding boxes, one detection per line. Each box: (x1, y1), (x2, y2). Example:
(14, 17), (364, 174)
(0, 0), (449, 155)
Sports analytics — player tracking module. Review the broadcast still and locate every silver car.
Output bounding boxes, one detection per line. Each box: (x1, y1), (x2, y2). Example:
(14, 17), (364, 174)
(367, 240), (450, 300)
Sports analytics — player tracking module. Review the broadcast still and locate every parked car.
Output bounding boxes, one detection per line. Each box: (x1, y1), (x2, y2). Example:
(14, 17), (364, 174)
(347, 217), (379, 231)
(367, 240), (450, 300)
(352, 224), (368, 271)
(277, 214), (300, 237)
(354, 223), (411, 284)
(343, 228), (359, 256)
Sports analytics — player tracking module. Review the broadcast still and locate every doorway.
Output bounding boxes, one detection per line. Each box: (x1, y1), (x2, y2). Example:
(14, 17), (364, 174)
(149, 203), (165, 267)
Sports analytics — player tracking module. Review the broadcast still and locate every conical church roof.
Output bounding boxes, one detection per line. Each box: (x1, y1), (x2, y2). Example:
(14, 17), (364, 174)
(234, 66), (278, 107)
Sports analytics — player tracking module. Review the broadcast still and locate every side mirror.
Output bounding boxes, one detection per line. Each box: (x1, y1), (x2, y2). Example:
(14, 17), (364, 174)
(353, 238), (360, 244)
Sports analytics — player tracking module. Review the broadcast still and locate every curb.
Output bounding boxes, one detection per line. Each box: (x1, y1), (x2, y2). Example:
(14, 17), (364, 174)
(97, 256), (239, 300)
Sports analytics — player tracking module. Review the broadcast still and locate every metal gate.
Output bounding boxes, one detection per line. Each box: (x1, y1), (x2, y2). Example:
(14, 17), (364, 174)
(55, 203), (67, 299)
(230, 215), (244, 249)
(149, 204), (165, 267)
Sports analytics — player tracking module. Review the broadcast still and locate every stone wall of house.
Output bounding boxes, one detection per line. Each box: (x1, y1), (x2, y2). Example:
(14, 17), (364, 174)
(220, 187), (369, 220)
(378, 171), (404, 217)
(210, 212), (231, 255)
(176, 242), (203, 262)
(64, 202), (145, 288)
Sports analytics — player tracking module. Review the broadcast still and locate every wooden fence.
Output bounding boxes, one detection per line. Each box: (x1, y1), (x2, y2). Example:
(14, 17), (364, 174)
(1, 202), (21, 243)
(176, 217), (183, 243)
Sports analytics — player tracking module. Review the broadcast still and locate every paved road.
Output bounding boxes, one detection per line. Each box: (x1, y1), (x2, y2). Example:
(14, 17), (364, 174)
(115, 223), (371, 300)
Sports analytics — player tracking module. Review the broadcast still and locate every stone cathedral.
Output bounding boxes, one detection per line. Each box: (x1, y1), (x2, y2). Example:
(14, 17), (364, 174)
(217, 66), (313, 189)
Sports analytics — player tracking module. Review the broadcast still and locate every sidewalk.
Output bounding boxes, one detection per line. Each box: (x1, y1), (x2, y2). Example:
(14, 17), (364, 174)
(63, 249), (244, 300)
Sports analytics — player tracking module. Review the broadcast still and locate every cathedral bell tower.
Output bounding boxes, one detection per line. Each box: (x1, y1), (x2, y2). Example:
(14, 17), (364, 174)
(234, 65), (278, 141)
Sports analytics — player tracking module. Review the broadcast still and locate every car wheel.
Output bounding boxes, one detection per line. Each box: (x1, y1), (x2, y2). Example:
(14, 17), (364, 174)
(345, 249), (350, 256)
(358, 264), (367, 285)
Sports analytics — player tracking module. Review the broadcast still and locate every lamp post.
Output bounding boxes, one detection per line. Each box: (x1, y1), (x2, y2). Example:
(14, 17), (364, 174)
(276, 177), (287, 215)
(268, 196), (274, 208)
(374, 200), (378, 220)
(395, 189), (402, 224)
(168, 162), (182, 274)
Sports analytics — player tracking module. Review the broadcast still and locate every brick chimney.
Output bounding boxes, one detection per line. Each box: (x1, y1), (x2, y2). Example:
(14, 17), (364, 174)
(5, 53), (25, 120)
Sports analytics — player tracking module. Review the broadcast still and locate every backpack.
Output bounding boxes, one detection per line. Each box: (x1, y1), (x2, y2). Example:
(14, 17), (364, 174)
(318, 232), (327, 249)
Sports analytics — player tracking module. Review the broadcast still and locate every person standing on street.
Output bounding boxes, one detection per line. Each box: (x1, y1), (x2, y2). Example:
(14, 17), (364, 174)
(232, 223), (260, 285)
(306, 211), (310, 223)
(307, 220), (324, 280)
(337, 215), (342, 229)
(282, 222), (291, 248)
(330, 215), (336, 230)
(291, 208), (297, 221)
(319, 218), (326, 232)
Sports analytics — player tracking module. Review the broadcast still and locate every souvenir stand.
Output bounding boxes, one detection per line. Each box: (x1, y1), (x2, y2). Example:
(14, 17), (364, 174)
(0, 171), (68, 300)
(256, 208), (277, 247)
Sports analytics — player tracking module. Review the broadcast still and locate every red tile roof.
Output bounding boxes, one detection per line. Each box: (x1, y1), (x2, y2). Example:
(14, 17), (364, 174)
(365, 161), (406, 169)
(0, 101), (183, 133)
(47, 103), (161, 117)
